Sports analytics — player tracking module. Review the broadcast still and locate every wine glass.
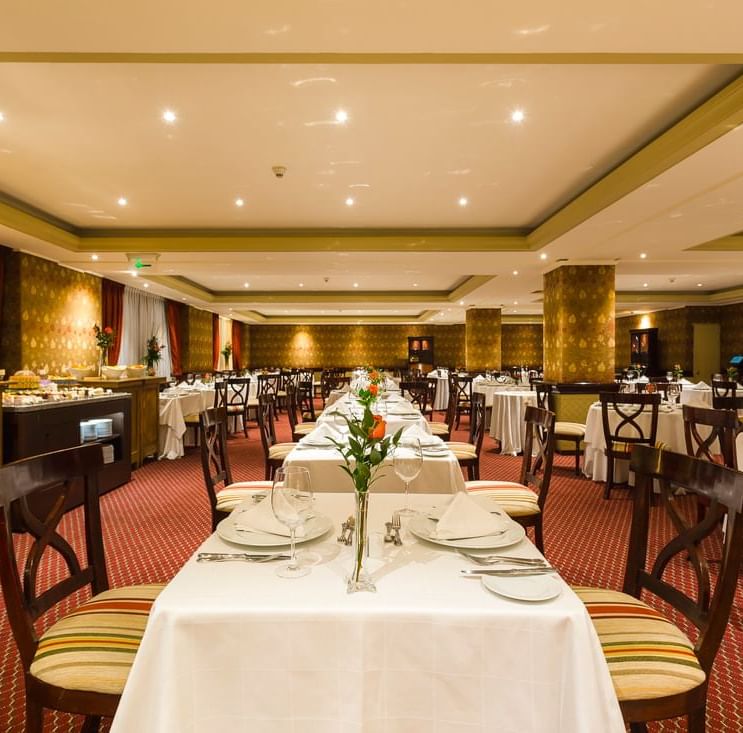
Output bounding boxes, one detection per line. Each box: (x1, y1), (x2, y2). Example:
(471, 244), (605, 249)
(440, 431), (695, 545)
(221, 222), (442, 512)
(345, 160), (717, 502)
(667, 382), (681, 405)
(394, 437), (423, 516)
(271, 466), (313, 579)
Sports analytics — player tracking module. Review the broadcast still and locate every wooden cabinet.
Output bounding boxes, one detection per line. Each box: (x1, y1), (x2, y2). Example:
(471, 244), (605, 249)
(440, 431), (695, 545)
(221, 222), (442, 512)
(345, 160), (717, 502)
(630, 328), (659, 376)
(408, 336), (434, 374)
(81, 377), (165, 466)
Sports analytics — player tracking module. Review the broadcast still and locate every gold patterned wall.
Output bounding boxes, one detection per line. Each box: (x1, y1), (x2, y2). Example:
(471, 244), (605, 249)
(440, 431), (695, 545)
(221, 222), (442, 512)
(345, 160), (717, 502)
(0, 252), (101, 374)
(543, 265), (615, 382)
(240, 323), (251, 368)
(182, 306), (214, 372)
(720, 302), (743, 365)
(249, 324), (465, 368)
(501, 324), (543, 367)
(465, 308), (502, 371)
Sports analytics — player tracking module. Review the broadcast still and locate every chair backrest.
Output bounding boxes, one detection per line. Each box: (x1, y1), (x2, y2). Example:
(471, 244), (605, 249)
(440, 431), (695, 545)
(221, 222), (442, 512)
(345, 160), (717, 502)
(285, 384), (300, 431)
(198, 407), (233, 527)
(468, 392), (486, 452)
(298, 379), (316, 420)
(400, 380), (429, 413)
(0, 444), (107, 670)
(627, 445), (743, 674)
(212, 377), (229, 409)
(257, 373), (280, 400)
(226, 377), (250, 409)
(257, 394), (277, 456)
(682, 404), (738, 470)
(711, 379), (743, 410)
(599, 392), (661, 450)
(321, 372), (349, 401)
(535, 381), (553, 410)
(521, 406), (556, 511)
(184, 372), (196, 385)
(451, 374), (473, 404)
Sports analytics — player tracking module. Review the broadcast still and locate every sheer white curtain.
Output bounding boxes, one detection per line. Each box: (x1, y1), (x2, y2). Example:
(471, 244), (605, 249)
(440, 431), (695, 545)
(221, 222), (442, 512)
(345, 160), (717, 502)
(119, 287), (172, 378)
(218, 317), (232, 370)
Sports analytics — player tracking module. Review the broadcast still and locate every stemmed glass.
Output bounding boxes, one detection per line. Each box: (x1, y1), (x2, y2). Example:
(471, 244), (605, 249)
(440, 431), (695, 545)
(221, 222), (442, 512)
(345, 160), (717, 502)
(667, 382), (681, 406)
(271, 466), (314, 579)
(394, 437), (423, 516)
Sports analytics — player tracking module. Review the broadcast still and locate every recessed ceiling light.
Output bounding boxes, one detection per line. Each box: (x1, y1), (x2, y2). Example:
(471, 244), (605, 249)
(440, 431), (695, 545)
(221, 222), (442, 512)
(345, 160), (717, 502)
(298, 282), (304, 288)
(182, 297), (187, 301)
(513, 300), (518, 305)
(90, 254), (99, 261)
(697, 282), (703, 287)
(353, 282), (359, 288)
(413, 283), (418, 288)
(458, 196), (469, 207)
(345, 197), (355, 207)
(243, 282), (250, 288)
(512, 270), (519, 276)
(459, 300), (465, 306)
(643, 283), (649, 288)
(539, 253), (548, 260)
(640, 252), (647, 259)
(130, 271), (138, 278)
(511, 109), (526, 124)
(0, 112), (5, 122)
(143, 283), (149, 288)
(162, 109), (177, 124)
(335, 109), (348, 123)
(235, 198), (245, 207)
(117, 197), (128, 207)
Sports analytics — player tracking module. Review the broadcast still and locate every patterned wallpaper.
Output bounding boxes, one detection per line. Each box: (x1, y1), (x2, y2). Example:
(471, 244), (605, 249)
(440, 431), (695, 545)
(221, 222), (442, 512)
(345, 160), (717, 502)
(240, 323), (251, 368)
(720, 302), (743, 365)
(249, 324), (465, 368)
(465, 308), (502, 371)
(543, 265), (615, 382)
(501, 324), (543, 367)
(182, 306), (214, 372)
(1, 252), (101, 374)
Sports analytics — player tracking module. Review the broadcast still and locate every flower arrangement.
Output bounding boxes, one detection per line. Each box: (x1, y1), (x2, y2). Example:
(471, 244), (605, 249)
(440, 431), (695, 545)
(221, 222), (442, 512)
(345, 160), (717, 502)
(221, 342), (233, 361)
(93, 324), (115, 352)
(143, 335), (165, 369)
(727, 366), (739, 382)
(671, 363), (684, 381)
(355, 367), (384, 408)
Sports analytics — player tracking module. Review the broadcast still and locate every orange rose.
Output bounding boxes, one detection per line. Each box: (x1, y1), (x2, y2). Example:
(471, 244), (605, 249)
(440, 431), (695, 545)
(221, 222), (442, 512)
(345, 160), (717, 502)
(369, 370), (380, 381)
(369, 383), (379, 396)
(369, 415), (386, 439)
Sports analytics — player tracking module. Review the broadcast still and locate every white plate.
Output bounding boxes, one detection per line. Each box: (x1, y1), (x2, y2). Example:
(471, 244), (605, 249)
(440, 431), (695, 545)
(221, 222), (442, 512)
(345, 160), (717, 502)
(407, 514), (525, 549)
(216, 513), (333, 547)
(422, 449), (450, 457)
(481, 574), (562, 602)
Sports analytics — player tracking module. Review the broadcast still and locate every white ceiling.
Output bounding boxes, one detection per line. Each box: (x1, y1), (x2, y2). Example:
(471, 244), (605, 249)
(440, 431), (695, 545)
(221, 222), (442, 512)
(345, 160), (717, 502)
(1, 2), (743, 324)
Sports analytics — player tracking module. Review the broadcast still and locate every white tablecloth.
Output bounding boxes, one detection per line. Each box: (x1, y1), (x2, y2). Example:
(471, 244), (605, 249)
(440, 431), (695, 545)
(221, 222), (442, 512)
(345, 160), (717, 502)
(488, 390), (538, 455)
(158, 389), (215, 460)
(111, 492), (624, 733)
(318, 394), (431, 437)
(427, 372), (450, 411)
(473, 381), (516, 408)
(583, 403), (743, 482)
(680, 387), (713, 408)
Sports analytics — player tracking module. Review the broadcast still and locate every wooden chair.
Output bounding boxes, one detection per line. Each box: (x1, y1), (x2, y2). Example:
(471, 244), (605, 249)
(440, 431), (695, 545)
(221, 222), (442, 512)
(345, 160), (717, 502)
(599, 392), (660, 499)
(0, 445), (165, 732)
(429, 388), (457, 441)
(445, 392), (486, 480)
(257, 373), (280, 418)
(257, 395), (296, 480)
(400, 380), (431, 416)
(573, 444), (743, 732)
(286, 384), (317, 441)
(298, 379), (317, 421)
(321, 372), (349, 407)
(184, 378), (228, 447)
(711, 379), (743, 410)
(198, 407), (272, 530)
(451, 373), (473, 429)
(466, 405), (555, 553)
(223, 377), (251, 438)
(536, 382), (586, 475)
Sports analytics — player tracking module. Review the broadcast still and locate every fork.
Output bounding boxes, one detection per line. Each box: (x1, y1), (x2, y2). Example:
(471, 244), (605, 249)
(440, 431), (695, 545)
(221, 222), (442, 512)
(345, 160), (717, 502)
(391, 512), (403, 546)
(197, 552), (290, 563)
(456, 550), (548, 566)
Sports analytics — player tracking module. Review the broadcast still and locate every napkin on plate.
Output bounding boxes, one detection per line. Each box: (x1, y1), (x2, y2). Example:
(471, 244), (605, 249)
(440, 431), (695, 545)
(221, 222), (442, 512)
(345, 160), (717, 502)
(431, 491), (506, 540)
(301, 422), (344, 446)
(402, 423), (443, 448)
(234, 493), (306, 538)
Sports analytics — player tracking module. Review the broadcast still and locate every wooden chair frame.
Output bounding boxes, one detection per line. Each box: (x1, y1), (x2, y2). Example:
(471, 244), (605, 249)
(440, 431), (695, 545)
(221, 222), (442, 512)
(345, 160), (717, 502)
(455, 392), (486, 480)
(451, 374), (473, 429)
(400, 380), (430, 415)
(224, 377), (251, 438)
(257, 395), (285, 480)
(711, 379), (743, 410)
(198, 407), (233, 531)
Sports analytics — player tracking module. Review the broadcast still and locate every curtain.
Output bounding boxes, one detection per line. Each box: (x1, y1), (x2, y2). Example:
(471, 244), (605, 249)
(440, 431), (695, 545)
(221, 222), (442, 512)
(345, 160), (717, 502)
(101, 278), (125, 365)
(119, 287), (172, 378)
(231, 320), (242, 371)
(166, 300), (183, 376)
(218, 316), (232, 370)
(212, 312), (220, 371)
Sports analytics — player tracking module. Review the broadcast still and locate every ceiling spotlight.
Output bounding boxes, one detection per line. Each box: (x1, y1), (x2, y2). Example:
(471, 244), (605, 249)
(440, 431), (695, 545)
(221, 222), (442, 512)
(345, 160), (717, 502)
(458, 196), (469, 207)
(162, 109), (177, 124)
(697, 282), (703, 287)
(0, 112), (5, 122)
(459, 300), (465, 306)
(643, 282), (649, 288)
(513, 300), (518, 305)
(235, 198), (244, 207)
(511, 108), (526, 124)
(640, 252), (647, 259)
(512, 270), (519, 276)
(91, 254), (99, 261)
(182, 297), (187, 301)
(335, 109), (349, 123)
(243, 282), (250, 288)
(143, 283), (149, 288)
(345, 197), (355, 207)
(117, 197), (128, 207)
(413, 283), (419, 288)
(353, 282), (359, 288)
(540, 253), (548, 260)
(131, 271), (138, 278)
(298, 282), (304, 288)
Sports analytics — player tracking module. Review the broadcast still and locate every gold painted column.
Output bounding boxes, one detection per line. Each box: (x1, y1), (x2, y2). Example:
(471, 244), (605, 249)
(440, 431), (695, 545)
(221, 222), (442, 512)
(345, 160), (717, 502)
(543, 265), (615, 383)
(465, 308), (502, 371)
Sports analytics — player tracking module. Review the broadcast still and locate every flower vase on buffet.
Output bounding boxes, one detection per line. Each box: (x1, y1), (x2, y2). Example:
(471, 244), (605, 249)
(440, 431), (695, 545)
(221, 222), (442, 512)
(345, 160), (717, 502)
(93, 324), (115, 378)
(144, 334), (165, 377)
(98, 349), (107, 378)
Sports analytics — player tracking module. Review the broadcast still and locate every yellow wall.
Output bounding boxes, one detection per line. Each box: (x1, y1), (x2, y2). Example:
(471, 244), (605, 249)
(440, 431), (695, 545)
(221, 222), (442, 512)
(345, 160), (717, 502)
(1, 251), (101, 374)
(181, 306), (213, 372)
(501, 324), (543, 367)
(465, 308), (502, 371)
(249, 324), (464, 368)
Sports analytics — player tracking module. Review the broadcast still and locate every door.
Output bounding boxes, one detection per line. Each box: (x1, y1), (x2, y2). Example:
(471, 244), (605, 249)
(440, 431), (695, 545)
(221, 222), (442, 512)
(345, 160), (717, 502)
(692, 323), (721, 382)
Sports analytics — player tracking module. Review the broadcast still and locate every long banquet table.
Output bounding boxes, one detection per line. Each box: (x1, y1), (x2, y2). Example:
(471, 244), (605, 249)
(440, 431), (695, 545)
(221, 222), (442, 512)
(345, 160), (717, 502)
(111, 492), (625, 732)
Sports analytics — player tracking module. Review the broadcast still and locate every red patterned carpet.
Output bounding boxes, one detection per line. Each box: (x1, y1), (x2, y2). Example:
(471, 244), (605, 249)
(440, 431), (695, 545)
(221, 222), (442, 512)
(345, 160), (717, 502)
(1, 413), (741, 733)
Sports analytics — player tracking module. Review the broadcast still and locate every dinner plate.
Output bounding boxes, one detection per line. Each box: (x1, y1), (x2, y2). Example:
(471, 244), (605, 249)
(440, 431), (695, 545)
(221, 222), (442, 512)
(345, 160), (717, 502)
(422, 448), (450, 457)
(407, 514), (525, 549)
(300, 439), (338, 448)
(481, 574), (561, 602)
(216, 512), (333, 547)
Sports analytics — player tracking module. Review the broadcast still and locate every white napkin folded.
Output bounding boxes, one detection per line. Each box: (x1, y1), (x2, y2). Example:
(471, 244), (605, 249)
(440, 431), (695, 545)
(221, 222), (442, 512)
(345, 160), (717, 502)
(234, 494), (306, 538)
(302, 422), (344, 445)
(693, 381), (710, 390)
(473, 374), (485, 382)
(431, 491), (506, 540)
(402, 423), (441, 447)
(679, 378), (693, 385)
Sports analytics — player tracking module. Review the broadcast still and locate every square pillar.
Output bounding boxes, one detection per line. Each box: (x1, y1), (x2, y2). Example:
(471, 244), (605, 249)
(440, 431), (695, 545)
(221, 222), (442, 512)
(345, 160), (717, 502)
(465, 308), (501, 372)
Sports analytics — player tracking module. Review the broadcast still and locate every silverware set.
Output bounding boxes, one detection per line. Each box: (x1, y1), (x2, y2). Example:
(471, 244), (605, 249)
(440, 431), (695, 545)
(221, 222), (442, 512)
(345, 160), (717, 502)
(197, 552), (290, 563)
(457, 550), (554, 576)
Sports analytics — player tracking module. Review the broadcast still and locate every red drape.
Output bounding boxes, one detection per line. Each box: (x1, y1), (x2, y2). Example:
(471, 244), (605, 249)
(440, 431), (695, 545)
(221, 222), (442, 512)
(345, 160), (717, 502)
(101, 278), (125, 365)
(166, 300), (183, 376)
(212, 312), (220, 371)
(231, 320), (242, 371)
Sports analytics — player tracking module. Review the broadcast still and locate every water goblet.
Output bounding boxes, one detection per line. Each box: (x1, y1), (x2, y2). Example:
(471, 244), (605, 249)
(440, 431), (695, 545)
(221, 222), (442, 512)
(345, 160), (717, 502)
(271, 466), (314, 579)
(394, 437), (423, 516)
(667, 382), (681, 405)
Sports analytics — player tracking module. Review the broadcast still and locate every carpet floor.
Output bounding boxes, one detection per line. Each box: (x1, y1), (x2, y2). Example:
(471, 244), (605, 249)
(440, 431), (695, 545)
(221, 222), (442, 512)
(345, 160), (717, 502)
(1, 411), (741, 733)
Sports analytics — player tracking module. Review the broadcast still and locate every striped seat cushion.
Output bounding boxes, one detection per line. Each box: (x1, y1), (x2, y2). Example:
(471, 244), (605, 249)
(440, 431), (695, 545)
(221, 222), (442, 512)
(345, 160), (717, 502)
(573, 587), (705, 701)
(555, 421), (585, 437)
(216, 481), (273, 512)
(293, 422), (316, 435)
(268, 442), (296, 459)
(445, 441), (477, 459)
(30, 583), (165, 694)
(429, 422), (450, 435)
(465, 480), (539, 517)
(184, 413), (200, 424)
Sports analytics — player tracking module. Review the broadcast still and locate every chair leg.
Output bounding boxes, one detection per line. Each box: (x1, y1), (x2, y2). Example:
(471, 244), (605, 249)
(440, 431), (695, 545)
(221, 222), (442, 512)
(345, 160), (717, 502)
(603, 455), (614, 500)
(688, 705), (706, 733)
(25, 698), (43, 733)
(264, 464), (272, 481)
(534, 518), (544, 554)
(81, 715), (102, 733)
(629, 724), (648, 733)
(574, 440), (580, 476)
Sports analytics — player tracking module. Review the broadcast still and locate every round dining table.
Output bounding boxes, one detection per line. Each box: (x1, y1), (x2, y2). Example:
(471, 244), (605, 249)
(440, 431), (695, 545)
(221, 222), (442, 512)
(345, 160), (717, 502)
(488, 389), (538, 454)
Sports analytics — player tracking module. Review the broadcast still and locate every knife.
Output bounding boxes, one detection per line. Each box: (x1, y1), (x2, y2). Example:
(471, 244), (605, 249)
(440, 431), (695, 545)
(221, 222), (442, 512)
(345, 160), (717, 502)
(460, 567), (557, 577)
(197, 552), (290, 562)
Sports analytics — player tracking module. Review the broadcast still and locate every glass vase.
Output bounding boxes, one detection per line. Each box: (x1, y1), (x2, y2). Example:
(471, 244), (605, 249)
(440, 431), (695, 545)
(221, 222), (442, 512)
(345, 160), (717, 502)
(347, 490), (376, 594)
(98, 349), (107, 377)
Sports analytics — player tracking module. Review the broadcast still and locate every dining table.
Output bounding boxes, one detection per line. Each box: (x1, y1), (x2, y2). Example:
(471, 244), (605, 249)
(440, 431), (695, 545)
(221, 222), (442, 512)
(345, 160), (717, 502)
(110, 491), (625, 733)
(488, 389), (538, 455)
(427, 369), (450, 410)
